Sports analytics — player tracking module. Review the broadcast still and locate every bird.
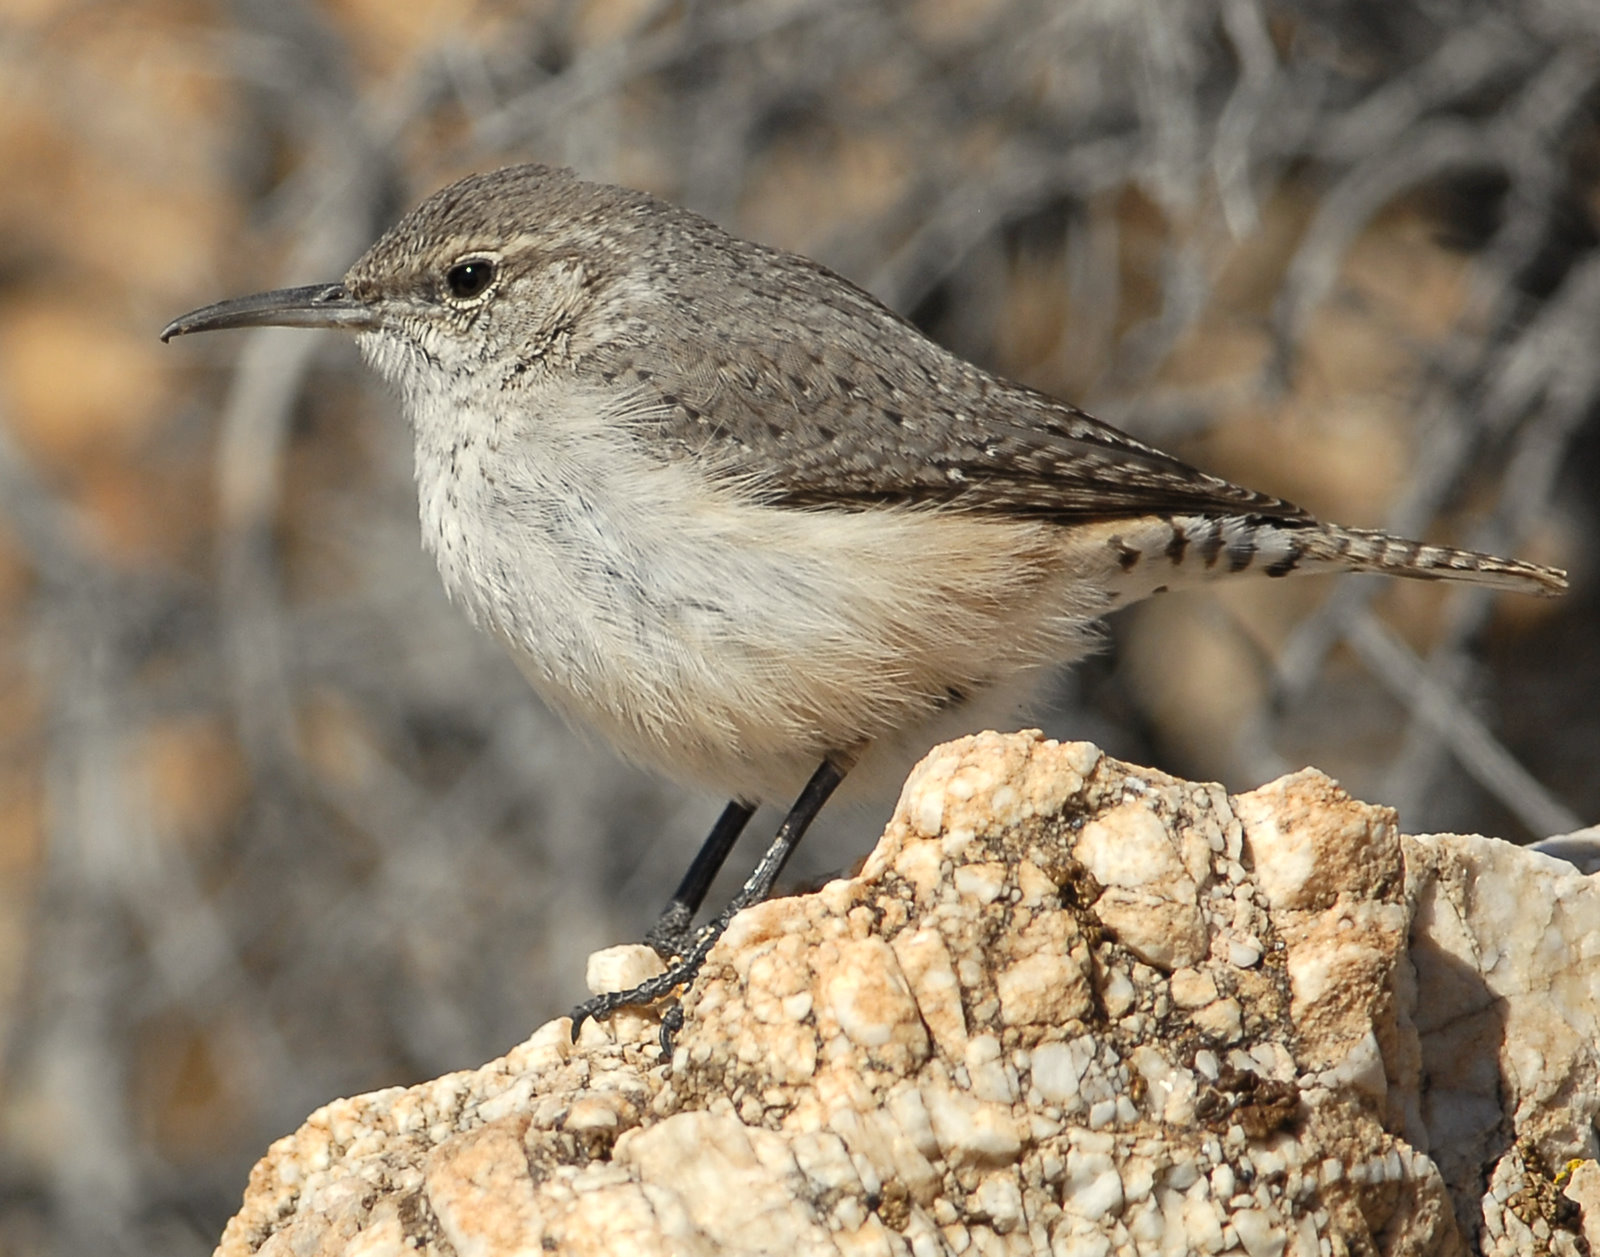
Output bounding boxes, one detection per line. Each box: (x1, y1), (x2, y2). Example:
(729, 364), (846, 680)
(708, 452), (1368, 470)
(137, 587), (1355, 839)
(162, 163), (1567, 1033)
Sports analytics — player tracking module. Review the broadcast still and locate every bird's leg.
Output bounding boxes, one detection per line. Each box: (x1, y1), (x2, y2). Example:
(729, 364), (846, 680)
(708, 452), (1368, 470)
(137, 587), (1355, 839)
(643, 798), (756, 958)
(571, 754), (852, 1044)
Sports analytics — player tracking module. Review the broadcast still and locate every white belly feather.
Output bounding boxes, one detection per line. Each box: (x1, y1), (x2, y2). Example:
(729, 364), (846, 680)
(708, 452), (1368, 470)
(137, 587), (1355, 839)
(405, 381), (1103, 804)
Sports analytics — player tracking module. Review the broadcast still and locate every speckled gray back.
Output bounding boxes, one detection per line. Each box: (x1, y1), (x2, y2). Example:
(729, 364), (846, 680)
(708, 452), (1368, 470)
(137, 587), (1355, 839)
(349, 164), (1310, 523)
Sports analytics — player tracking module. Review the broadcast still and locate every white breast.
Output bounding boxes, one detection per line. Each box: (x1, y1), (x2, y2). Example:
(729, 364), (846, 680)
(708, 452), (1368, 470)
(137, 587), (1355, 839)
(394, 366), (1106, 804)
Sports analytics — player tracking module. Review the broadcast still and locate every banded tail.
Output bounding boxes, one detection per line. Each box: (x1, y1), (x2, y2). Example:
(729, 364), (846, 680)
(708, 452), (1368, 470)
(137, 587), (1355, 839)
(1095, 514), (1567, 601)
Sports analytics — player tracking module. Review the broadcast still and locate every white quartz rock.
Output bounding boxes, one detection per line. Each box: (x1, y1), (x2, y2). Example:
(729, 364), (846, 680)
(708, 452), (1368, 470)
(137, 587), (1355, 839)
(211, 733), (1600, 1257)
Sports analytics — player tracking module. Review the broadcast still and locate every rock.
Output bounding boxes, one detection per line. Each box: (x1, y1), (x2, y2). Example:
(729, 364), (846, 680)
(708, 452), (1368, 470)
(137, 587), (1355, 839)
(214, 732), (1600, 1257)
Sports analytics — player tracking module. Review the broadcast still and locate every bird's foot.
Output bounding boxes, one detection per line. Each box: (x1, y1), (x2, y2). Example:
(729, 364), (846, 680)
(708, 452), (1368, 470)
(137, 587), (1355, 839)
(569, 919), (723, 1052)
(570, 761), (848, 1052)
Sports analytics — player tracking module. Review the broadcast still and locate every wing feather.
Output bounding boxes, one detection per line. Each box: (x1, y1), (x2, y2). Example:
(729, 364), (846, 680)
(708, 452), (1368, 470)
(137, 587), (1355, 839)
(585, 221), (1309, 525)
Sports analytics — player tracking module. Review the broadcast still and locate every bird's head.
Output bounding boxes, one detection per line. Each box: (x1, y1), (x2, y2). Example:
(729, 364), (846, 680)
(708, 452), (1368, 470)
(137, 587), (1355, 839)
(162, 164), (672, 403)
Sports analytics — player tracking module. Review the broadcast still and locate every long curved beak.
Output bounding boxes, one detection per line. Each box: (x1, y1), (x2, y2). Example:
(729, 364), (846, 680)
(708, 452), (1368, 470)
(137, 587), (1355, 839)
(160, 282), (379, 342)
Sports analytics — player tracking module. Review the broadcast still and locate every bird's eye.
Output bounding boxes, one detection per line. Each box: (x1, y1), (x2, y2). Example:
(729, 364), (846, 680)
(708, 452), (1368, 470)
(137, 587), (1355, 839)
(444, 258), (496, 301)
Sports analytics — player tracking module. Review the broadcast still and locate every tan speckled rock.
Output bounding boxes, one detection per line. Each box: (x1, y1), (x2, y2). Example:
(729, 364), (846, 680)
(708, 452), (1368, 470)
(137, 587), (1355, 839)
(216, 732), (1600, 1257)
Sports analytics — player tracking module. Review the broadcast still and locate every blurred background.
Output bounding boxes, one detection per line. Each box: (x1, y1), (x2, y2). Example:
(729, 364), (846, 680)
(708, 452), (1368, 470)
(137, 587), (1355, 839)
(0, 0), (1596, 1253)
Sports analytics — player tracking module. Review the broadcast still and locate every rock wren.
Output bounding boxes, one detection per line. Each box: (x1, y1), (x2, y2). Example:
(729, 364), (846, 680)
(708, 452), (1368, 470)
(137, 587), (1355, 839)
(163, 163), (1566, 1031)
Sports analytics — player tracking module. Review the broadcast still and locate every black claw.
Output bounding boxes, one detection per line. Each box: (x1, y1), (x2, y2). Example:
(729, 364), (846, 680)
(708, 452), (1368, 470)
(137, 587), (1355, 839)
(566, 934), (718, 1043)
(659, 1003), (686, 1054)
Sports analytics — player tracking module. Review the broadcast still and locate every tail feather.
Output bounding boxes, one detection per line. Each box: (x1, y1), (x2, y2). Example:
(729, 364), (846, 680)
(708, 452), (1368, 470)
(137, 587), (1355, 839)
(1091, 514), (1567, 601)
(1285, 524), (1567, 597)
